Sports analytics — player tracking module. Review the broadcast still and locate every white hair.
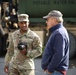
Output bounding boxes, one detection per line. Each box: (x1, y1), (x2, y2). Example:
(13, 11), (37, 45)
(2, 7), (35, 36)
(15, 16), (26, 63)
(53, 16), (63, 23)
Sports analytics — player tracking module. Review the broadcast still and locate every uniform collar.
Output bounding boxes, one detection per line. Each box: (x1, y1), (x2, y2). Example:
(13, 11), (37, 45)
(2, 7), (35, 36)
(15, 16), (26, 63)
(17, 28), (31, 37)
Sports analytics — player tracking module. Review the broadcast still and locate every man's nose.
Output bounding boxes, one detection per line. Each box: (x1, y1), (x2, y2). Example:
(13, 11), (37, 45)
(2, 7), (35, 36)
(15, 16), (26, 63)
(23, 23), (26, 26)
(46, 21), (48, 24)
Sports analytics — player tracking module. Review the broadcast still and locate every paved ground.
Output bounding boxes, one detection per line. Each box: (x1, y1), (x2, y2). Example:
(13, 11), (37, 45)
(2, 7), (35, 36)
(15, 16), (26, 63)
(0, 57), (76, 75)
(35, 58), (76, 75)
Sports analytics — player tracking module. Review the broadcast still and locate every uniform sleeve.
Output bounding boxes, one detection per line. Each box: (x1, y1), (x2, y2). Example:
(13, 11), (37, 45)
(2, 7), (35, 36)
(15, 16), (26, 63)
(26, 36), (42, 58)
(5, 33), (14, 66)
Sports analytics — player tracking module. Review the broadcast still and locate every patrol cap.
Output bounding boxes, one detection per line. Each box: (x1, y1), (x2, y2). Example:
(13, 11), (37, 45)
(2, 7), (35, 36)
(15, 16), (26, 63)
(18, 14), (29, 22)
(43, 10), (63, 19)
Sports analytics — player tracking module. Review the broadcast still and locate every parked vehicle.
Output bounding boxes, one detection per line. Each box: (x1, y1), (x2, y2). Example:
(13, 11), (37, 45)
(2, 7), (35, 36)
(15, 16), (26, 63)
(0, 0), (76, 59)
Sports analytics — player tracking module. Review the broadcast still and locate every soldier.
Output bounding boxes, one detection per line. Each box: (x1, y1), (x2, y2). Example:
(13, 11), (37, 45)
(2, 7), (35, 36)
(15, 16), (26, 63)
(4, 14), (42, 75)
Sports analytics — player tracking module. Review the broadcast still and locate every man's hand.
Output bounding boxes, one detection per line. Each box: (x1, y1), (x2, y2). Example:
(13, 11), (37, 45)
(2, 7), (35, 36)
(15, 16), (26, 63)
(4, 66), (9, 73)
(44, 70), (52, 74)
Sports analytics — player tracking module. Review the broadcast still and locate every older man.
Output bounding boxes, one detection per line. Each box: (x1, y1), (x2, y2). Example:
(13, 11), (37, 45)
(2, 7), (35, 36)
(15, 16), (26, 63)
(41, 10), (70, 75)
(4, 14), (42, 75)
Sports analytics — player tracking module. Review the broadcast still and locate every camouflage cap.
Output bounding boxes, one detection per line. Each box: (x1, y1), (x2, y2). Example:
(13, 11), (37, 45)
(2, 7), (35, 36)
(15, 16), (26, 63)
(18, 14), (29, 22)
(43, 10), (63, 19)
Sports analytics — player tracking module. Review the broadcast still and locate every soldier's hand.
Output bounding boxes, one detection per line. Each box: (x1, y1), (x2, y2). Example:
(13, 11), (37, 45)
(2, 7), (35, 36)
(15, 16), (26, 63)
(4, 66), (9, 73)
(20, 48), (27, 55)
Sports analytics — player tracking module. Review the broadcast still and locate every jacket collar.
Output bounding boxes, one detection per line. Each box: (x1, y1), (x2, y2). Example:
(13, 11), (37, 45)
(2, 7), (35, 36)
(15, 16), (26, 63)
(49, 23), (63, 33)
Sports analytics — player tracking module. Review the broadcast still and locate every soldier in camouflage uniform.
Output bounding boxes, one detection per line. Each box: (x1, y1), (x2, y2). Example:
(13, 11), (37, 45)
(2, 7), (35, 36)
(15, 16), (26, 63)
(4, 14), (42, 75)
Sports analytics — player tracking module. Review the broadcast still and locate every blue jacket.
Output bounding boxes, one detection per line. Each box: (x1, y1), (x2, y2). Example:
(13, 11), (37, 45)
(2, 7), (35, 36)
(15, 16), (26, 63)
(41, 23), (69, 72)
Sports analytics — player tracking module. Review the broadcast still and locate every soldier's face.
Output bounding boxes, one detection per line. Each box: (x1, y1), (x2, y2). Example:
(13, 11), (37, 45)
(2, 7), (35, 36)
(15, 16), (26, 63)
(18, 21), (29, 32)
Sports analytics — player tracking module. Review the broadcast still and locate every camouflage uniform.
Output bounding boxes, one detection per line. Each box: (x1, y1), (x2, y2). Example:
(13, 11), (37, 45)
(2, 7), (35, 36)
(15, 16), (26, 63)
(5, 28), (42, 75)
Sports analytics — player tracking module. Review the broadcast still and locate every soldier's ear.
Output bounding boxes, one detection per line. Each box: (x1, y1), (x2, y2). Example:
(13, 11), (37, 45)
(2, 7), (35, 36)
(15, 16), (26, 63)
(26, 21), (29, 26)
(18, 22), (20, 26)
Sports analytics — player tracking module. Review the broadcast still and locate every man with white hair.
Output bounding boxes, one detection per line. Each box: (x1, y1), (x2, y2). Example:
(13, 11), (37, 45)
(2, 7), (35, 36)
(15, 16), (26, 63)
(41, 10), (69, 75)
(4, 14), (42, 75)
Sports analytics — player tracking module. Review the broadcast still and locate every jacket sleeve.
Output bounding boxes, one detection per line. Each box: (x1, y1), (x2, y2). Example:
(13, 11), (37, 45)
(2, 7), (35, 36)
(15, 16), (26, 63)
(26, 36), (42, 58)
(5, 33), (14, 66)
